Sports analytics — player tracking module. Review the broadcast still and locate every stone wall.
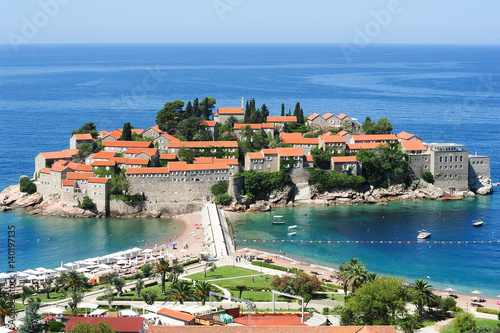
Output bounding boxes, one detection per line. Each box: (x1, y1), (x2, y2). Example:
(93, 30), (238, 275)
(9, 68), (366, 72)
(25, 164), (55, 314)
(409, 153), (430, 178)
(290, 167), (310, 184)
(469, 155), (491, 180)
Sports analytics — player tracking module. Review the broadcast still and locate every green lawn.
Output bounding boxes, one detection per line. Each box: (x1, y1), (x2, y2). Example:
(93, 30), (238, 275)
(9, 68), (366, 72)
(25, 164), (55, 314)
(441, 318), (500, 333)
(210, 274), (274, 291)
(186, 266), (259, 281)
(37, 292), (69, 303)
(233, 290), (292, 302)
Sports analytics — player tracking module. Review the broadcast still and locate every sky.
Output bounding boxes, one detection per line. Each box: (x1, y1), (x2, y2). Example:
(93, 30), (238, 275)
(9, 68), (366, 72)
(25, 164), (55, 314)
(1, 0), (499, 45)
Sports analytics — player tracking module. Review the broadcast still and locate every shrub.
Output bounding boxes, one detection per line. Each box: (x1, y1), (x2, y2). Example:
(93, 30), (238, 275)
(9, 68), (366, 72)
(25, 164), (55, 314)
(422, 171), (435, 184)
(48, 319), (65, 332)
(19, 177), (36, 194)
(441, 297), (457, 312)
(476, 307), (500, 315)
(251, 261), (302, 275)
(215, 193), (233, 206)
(211, 180), (228, 196)
(78, 196), (95, 210)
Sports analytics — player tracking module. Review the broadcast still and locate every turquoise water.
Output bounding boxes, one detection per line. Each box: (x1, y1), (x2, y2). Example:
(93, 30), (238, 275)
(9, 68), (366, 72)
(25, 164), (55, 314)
(0, 209), (182, 272)
(0, 44), (499, 291)
(230, 194), (500, 296)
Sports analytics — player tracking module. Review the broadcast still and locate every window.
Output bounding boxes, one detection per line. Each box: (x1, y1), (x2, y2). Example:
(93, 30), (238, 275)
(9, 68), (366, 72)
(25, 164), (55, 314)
(455, 174), (458, 178)
(267, 164), (271, 168)
(460, 156), (463, 162)
(444, 175), (447, 179)
(294, 163), (299, 168)
(65, 188), (70, 192)
(259, 166), (262, 170)
(439, 166), (443, 170)
(480, 161), (483, 164)
(425, 165), (428, 169)
(444, 156), (447, 163)
(267, 156), (272, 161)
(284, 164), (290, 168)
(444, 165), (447, 169)
(440, 156), (442, 163)
(455, 156), (458, 162)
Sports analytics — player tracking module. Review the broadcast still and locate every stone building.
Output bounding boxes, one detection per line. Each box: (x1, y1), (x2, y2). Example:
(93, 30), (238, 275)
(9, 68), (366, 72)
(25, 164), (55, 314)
(34, 149), (79, 175)
(401, 140), (429, 178)
(213, 107), (245, 124)
(280, 133), (319, 155)
(167, 141), (238, 158)
(103, 141), (153, 153)
(153, 133), (180, 153)
(200, 120), (219, 140)
(319, 134), (347, 154)
(331, 156), (362, 176)
(69, 134), (94, 149)
(234, 123), (275, 139)
(429, 143), (469, 193)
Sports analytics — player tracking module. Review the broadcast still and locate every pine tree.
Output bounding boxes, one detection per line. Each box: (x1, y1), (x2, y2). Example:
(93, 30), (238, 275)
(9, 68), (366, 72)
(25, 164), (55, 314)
(120, 122), (132, 141)
(193, 98), (200, 117)
(261, 104), (270, 123)
(202, 98), (210, 120)
(184, 101), (193, 119)
(281, 103), (285, 117)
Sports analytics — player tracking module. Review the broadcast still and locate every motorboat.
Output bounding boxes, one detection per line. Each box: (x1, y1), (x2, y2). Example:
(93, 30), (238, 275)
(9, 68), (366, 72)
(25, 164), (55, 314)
(272, 215), (285, 225)
(472, 219), (484, 227)
(287, 225), (297, 230)
(287, 231), (297, 236)
(417, 229), (431, 239)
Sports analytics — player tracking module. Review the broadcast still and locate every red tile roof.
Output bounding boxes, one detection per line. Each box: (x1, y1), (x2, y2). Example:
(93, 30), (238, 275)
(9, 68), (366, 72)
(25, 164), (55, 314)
(66, 172), (94, 180)
(99, 130), (109, 136)
(262, 123), (274, 129)
(322, 113), (336, 120)
(262, 149), (278, 155)
(332, 156), (358, 163)
(91, 160), (116, 167)
(125, 148), (158, 156)
(73, 133), (94, 141)
(64, 317), (145, 333)
(352, 134), (397, 142)
(148, 325), (396, 333)
(217, 107), (245, 115)
(214, 158), (238, 165)
(397, 131), (419, 140)
(106, 129), (123, 139)
(193, 157), (215, 164)
(103, 141), (152, 148)
(40, 149), (79, 160)
(160, 133), (180, 142)
(168, 141), (238, 149)
(146, 125), (162, 133)
(276, 147), (304, 157)
(109, 157), (129, 164)
(92, 151), (118, 159)
(168, 161), (229, 172)
(337, 130), (349, 136)
(401, 140), (427, 152)
(347, 143), (388, 150)
(157, 308), (195, 322)
(281, 137), (319, 145)
(247, 152), (264, 159)
(337, 113), (349, 120)
(89, 177), (109, 184)
(39, 168), (51, 174)
(200, 120), (217, 127)
(52, 160), (67, 167)
(160, 154), (177, 160)
(321, 135), (346, 143)
(62, 180), (75, 186)
(51, 165), (69, 172)
(127, 167), (169, 175)
(280, 133), (303, 139)
(307, 113), (321, 120)
(125, 158), (149, 165)
(132, 129), (144, 135)
(235, 124), (263, 130)
(267, 116), (297, 123)
(75, 164), (92, 172)
(305, 155), (314, 162)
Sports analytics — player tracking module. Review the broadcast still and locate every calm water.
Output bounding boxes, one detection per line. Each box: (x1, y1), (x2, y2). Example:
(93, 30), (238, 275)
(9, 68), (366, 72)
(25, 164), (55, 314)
(0, 44), (499, 291)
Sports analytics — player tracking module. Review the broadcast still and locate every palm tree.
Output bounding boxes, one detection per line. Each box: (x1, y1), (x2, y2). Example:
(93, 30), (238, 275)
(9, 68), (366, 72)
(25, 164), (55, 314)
(67, 271), (83, 292)
(346, 260), (368, 294)
(0, 297), (10, 326)
(195, 281), (213, 305)
(236, 285), (247, 299)
(203, 262), (217, 278)
(155, 258), (170, 295)
(413, 279), (435, 316)
(336, 263), (350, 296)
(367, 272), (378, 282)
(168, 280), (194, 305)
(169, 264), (185, 284)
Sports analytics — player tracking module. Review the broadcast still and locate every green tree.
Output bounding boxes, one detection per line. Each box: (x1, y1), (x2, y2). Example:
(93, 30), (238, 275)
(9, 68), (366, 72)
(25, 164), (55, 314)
(75, 140), (103, 162)
(67, 270), (86, 292)
(19, 297), (44, 333)
(184, 101), (193, 118)
(19, 176), (36, 194)
(104, 284), (114, 309)
(71, 321), (117, 333)
(454, 311), (477, 333)
(441, 297), (456, 312)
(346, 258), (368, 294)
(363, 117), (393, 134)
(140, 263), (154, 278)
(134, 273), (145, 298)
(281, 103), (285, 117)
(155, 258), (170, 295)
(200, 97), (216, 120)
(68, 291), (83, 315)
(193, 97), (200, 117)
(195, 281), (213, 306)
(120, 122), (132, 141)
(0, 295), (11, 326)
(167, 280), (194, 305)
(412, 279), (435, 317)
(244, 100), (250, 123)
(310, 147), (331, 170)
(422, 171), (434, 184)
(236, 285), (247, 299)
(211, 180), (228, 196)
(342, 275), (412, 326)
(21, 286), (34, 305)
(156, 100), (185, 132)
(177, 116), (204, 141)
(41, 277), (53, 300)
(203, 262), (217, 278)
(78, 196), (95, 210)
(111, 277), (126, 297)
(141, 290), (159, 305)
(48, 320), (66, 332)
(337, 262), (350, 296)
(72, 122), (99, 139)
(215, 193), (233, 205)
(271, 273), (322, 307)
(169, 264), (184, 284)
(178, 147), (195, 164)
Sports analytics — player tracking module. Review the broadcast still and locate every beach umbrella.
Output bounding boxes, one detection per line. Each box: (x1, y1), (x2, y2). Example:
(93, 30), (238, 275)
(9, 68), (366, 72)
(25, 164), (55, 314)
(79, 302), (98, 310)
(54, 267), (68, 272)
(471, 290), (482, 295)
(76, 267), (89, 273)
(120, 309), (137, 317)
(26, 275), (40, 280)
(0, 327), (13, 333)
(142, 248), (153, 253)
(117, 260), (128, 265)
(141, 313), (160, 319)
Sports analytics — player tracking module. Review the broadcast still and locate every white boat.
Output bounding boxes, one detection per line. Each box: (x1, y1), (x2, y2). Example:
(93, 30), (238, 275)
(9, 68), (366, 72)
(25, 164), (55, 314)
(287, 231), (297, 236)
(417, 229), (431, 239)
(287, 225), (297, 230)
(472, 219), (484, 227)
(272, 216), (285, 225)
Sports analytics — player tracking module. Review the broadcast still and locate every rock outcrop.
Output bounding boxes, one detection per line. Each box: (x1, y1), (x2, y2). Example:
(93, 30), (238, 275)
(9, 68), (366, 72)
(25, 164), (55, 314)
(469, 176), (493, 195)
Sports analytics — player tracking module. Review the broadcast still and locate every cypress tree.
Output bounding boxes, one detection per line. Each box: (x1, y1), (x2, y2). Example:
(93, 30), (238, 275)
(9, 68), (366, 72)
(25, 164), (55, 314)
(281, 103), (285, 117)
(202, 98), (210, 120)
(193, 98), (200, 117)
(297, 108), (304, 124)
(294, 102), (301, 117)
(244, 100), (250, 123)
(121, 122), (132, 141)
(185, 101), (193, 119)
(261, 104), (269, 123)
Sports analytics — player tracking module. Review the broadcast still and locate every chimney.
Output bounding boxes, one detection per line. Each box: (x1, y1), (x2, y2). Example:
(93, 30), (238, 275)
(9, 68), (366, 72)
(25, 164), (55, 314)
(241, 97), (244, 109)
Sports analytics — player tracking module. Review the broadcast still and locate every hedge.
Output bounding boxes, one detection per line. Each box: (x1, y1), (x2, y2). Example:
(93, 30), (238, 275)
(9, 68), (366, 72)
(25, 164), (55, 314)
(477, 307), (499, 315)
(251, 261), (303, 275)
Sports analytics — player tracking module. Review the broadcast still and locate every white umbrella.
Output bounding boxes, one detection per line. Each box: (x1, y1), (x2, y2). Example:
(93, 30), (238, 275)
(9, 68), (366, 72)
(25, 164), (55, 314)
(444, 288), (455, 292)
(41, 306), (65, 314)
(0, 327), (13, 333)
(116, 260), (128, 265)
(42, 268), (57, 274)
(23, 269), (39, 275)
(79, 302), (99, 309)
(199, 251), (210, 255)
(16, 272), (29, 278)
(97, 264), (112, 270)
(142, 248), (154, 253)
(76, 267), (89, 273)
(120, 310), (137, 317)
(471, 290), (482, 295)
(141, 313), (160, 319)
(54, 267), (68, 272)
(26, 275), (40, 280)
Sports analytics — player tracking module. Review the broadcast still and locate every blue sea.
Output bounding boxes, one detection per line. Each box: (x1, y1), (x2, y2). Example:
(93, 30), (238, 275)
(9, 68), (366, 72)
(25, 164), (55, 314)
(0, 44), (499, 294)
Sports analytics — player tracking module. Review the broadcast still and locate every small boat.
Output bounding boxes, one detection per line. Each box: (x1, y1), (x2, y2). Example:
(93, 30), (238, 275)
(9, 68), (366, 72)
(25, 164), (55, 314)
(287, 231), (297, 236)
(272, 215), (285, 225)
(417, 229), (431, 239)
(287, 225), (297, 230)
(472, 219), (484, 227)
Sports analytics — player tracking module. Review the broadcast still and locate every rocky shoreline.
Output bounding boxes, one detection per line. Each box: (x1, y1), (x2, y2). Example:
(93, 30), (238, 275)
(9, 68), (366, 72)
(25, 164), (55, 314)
(1, 177), (493, 217)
